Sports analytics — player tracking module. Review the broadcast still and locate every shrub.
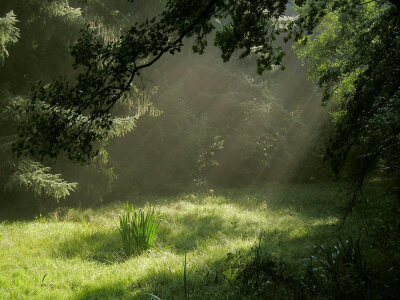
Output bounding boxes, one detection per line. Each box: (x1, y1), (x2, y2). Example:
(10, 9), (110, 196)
(224, 236), (380, 299)
(224, 238), (301, 299)
(119, 204), (161, 256)
(304, 237), (371, 299)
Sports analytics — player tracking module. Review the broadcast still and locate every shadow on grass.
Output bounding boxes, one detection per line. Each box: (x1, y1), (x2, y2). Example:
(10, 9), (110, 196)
(55, 230), (125, 264)
(75, 282), (131, 300)
(0, 183), (345, 222)
(0, 196), (58, 222)
(72, 258), (235, 300)
(158, 213), (226, 252)
(54, 193), (339, 264)
(53, 212), (231, 263)
(72, 223), (338, 300)
(217, 183), (347, 219)
(74, 270), (235, 300)
(157, 207), (339, 255)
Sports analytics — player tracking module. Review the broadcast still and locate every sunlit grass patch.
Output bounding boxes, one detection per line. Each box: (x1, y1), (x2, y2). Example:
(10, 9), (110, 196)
(0, 183), (388, 299)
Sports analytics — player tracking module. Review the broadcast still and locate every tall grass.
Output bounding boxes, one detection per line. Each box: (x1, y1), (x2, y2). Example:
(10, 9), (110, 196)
(119, 204), (161, 256)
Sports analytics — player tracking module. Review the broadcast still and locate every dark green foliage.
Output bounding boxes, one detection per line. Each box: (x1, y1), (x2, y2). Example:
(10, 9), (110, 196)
(295, 1), (400, 194)
(305, 237), (371, 299)
(1, 0), (398, 203)
(300, 234), (399, 299)
(225, 237), (301, 299)
(13, 0), (219, 161)
(0, 0), (157, 205)
(0, 5), (79, 202)
(223, 226), (400, 299)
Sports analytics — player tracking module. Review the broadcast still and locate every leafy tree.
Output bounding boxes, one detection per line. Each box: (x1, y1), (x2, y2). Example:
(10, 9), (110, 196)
(294, 1), (400, 199)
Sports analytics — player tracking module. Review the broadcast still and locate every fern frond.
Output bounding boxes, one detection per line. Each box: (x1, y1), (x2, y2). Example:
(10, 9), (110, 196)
(108, 116), (138, 138)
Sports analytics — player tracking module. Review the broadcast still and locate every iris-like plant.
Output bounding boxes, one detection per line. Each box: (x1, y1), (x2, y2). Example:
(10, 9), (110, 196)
(316, 237), (367, 283)
(304, 236), (370, 299)
(119, 204), (161, 256)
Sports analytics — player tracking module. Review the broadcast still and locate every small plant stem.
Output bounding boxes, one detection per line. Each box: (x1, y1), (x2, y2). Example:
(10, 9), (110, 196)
(184, 253), (188, 300)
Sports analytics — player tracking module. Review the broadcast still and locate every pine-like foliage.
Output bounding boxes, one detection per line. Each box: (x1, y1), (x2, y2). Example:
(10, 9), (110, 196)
(42, 0), (82, 22)
(0, 0), (161, 203)
(0, 11), (19, 63)
(0, 89), (78, 200)
(7, 159), (77, 199)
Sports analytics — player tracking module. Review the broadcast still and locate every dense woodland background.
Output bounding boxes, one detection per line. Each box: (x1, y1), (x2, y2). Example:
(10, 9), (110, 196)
(0, 0), (333, 211)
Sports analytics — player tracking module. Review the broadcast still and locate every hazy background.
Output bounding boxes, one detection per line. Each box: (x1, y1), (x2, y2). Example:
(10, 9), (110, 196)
(0, 0), (331, 212)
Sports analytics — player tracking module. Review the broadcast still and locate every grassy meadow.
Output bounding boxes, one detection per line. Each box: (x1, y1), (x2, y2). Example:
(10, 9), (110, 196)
(0, 182), (397, 299)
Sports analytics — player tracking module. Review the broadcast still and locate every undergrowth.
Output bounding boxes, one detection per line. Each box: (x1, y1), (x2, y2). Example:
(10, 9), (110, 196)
(224, 234), (400, 299)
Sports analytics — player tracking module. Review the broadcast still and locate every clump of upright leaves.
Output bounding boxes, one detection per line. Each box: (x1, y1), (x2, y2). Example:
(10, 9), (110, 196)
(119, 204), (161, 256)
(304, 237), (371, 299)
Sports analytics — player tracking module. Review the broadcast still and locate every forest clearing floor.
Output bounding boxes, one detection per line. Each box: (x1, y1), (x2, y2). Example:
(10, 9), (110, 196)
(0, 182), (398, 299)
